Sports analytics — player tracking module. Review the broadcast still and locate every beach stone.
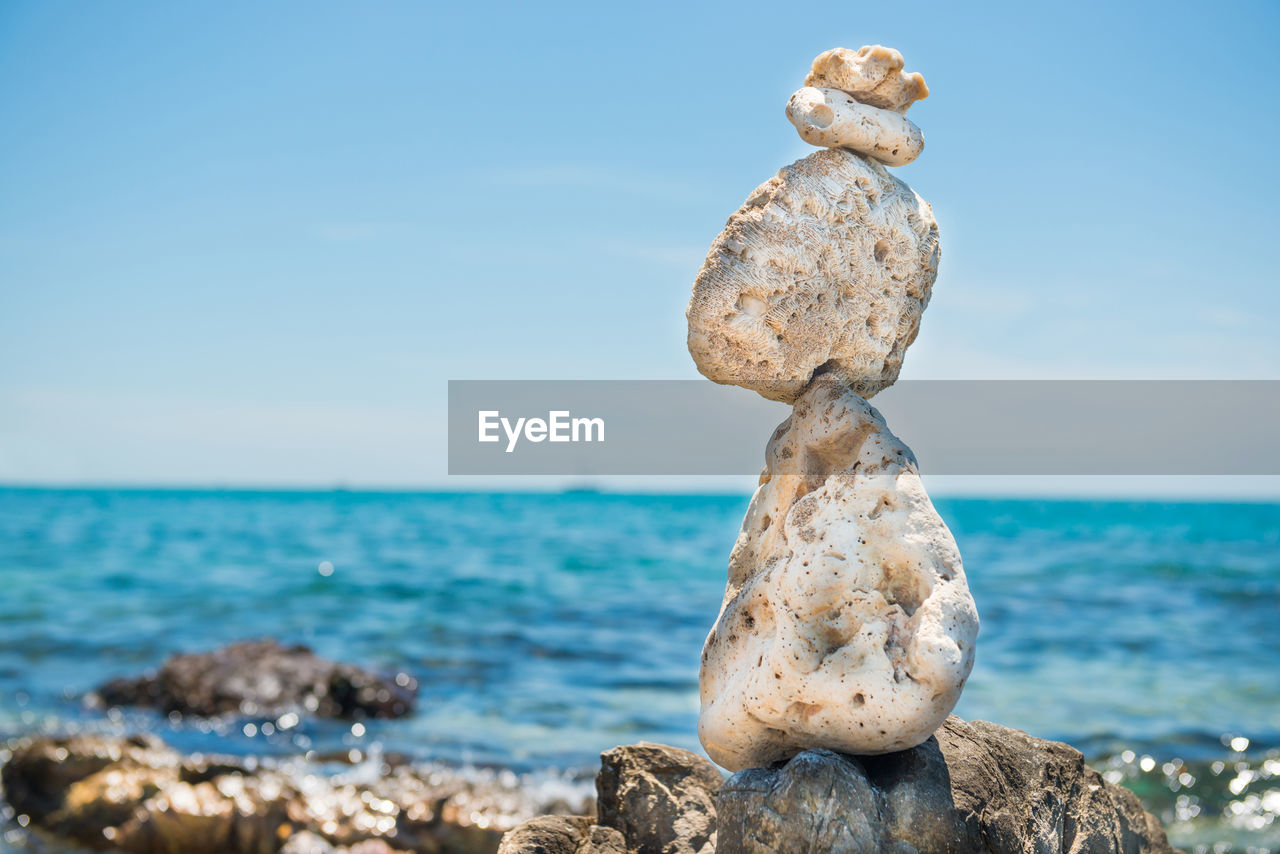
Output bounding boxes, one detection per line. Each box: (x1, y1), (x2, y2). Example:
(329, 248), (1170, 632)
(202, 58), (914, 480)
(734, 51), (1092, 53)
(0, 733), (182, 837)
(804, 45), (928, 114)
(281, 834), (343, 854)
(716, 716), (1182, 854)
(113, 775), (291, 854)
(282, 831), (343, 853)
(497, 816), (626, 854)
(685, 148), (939, 403)
(596, 743), (722, 854)
(2, 733), (589, 854)
(786, 87), (924, 166)
(698, 376), (978, 770)
(92, 638), (417, 720)
(283, 834), (413, 854)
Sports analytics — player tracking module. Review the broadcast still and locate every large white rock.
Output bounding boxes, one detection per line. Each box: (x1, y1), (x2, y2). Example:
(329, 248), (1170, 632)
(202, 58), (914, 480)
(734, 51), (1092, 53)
(686, 148), (939, 403)
(786, 86), (924, 166)
(698, 376), (979, 771)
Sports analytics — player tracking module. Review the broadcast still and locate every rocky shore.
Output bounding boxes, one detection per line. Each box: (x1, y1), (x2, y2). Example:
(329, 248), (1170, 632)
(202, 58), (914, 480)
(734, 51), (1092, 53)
(1, 712), (1182, 853)
(501, 717), (1182, 854)
(2, 731), (586, 854)
(1, 638), (583, 853)
(0, 631), (1188, 853)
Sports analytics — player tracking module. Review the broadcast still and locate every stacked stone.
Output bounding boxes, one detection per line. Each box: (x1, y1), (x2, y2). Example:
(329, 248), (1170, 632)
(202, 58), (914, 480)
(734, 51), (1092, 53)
(687, 46), (980, 773)
(500, 46), (1179, 854)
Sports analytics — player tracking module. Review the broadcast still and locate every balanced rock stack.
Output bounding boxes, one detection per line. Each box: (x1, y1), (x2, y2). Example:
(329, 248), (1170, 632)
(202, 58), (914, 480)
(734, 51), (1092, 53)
(688, 44), (978, 771)
(501, 46), (1181, 854)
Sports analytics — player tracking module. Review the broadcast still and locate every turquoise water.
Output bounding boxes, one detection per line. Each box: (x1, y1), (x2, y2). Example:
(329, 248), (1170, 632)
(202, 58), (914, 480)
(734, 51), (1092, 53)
(0, 488), (1277, 851)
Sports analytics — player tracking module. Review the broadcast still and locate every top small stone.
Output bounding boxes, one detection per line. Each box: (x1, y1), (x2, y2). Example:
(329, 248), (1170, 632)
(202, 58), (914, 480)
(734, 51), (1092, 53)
(805, 45), (928, 114)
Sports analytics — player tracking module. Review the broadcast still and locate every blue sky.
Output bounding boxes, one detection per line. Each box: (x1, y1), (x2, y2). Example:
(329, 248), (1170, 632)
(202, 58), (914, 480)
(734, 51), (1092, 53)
(1, 1), (1278, 490)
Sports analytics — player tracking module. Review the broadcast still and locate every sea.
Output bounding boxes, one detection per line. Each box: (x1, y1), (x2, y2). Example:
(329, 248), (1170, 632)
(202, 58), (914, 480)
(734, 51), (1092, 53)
(0, 488), (1277, 852)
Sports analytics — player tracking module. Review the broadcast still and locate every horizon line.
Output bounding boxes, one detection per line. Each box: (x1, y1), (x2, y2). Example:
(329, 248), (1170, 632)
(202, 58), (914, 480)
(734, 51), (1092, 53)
(2, 481), (1279, 505)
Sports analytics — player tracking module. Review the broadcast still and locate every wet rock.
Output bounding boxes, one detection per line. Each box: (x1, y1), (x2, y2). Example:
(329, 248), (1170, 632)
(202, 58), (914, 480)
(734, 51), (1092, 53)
(2, 734), (588, 854)
(92, 639), (417, 720)
(596, 743), (721, 854)
(282, 831), (342, 853)
(0, 733), (181, 835)
(716, 716), (1182, 854)
(495, 816), (625, 854)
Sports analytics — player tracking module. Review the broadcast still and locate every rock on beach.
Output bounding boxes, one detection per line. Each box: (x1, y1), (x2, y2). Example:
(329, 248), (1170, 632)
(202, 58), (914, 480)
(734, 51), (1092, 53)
(1, 731), (589, 854)
(501, 718), (1182, 854)
(91, 639), (417, 720)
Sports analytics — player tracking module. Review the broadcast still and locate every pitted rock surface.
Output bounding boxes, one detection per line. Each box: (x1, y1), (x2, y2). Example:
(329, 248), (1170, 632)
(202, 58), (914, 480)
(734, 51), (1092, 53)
(686, 149), (938, 404)
(698, 376), (978, 769)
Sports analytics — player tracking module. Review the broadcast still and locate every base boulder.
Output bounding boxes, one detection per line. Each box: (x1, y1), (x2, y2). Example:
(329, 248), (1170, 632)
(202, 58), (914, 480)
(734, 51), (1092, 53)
(716, 716), (1181, 854)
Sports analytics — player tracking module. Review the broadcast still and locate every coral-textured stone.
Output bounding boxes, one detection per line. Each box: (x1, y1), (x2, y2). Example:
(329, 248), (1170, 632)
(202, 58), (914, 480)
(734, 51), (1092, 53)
(804, 45), (929, 114)
(698, 376), (978, 770)
(786, 86), (924, 166)
(686, 149), (939, 403)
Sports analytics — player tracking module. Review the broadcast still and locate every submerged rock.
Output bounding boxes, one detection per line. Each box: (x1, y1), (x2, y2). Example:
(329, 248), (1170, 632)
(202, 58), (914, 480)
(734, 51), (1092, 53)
(91, 639), (417, 720)
(1, 733), (588, 854)
(716, 716), (1182, 854)
(596, 743), (721, 854)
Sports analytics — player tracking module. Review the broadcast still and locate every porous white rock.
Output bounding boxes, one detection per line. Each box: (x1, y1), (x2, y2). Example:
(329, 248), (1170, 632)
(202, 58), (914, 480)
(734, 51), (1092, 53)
(786, 87), (924, 166)
(805, 45), (928, 114)
(697, 376), (979, 771)
(685, 148), (939, 403)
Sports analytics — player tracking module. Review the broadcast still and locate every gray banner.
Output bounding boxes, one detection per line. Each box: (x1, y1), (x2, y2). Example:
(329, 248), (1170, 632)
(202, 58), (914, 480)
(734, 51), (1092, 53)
(447, 380), (1280, 475)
